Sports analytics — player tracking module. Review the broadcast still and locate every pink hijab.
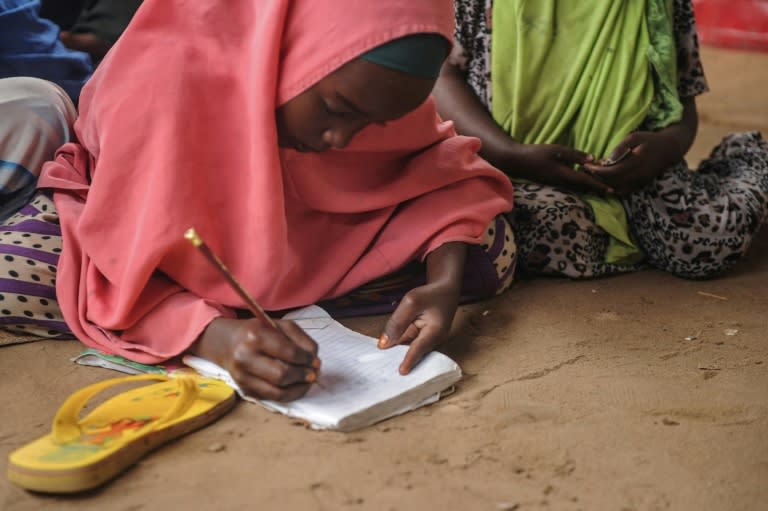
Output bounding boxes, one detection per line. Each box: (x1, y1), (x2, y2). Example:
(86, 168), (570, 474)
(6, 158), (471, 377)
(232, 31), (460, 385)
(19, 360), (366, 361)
(38, 0), (513, 363)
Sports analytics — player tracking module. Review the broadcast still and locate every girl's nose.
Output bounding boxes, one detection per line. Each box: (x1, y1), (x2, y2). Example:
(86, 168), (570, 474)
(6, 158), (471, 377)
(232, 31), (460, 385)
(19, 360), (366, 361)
(322, 121), (367, 149)
(322, 129), (352, 149)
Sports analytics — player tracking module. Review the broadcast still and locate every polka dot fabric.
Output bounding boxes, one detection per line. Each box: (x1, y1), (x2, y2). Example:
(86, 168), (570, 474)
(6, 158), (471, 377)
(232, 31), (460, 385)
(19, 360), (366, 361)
(0, 192), (70, 339)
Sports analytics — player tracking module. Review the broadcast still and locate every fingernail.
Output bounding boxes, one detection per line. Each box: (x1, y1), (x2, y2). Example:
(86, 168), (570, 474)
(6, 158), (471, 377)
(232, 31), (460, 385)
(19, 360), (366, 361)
(305, 371), (317, 383)
(586, 154), (595, 162)
(312, 358), (322, 370)
(378, 333), (389, 349)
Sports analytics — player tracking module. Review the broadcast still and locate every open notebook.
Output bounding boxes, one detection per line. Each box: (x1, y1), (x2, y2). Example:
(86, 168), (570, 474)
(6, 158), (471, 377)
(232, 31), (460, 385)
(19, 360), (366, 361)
(74, 305), (462, 432)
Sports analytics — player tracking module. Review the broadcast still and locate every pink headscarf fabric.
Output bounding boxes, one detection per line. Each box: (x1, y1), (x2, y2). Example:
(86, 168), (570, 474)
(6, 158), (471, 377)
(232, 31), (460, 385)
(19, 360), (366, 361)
(38, 0), (513, 363)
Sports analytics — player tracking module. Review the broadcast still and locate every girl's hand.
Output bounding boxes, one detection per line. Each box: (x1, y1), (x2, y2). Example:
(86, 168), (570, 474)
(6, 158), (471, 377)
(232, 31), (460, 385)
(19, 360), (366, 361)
(582, 131), (681, 195)
(192, 317), (320, 402)
(377, 241), (466, 375)
(378, 280), (460, 375)
(505, 144), (615, 195)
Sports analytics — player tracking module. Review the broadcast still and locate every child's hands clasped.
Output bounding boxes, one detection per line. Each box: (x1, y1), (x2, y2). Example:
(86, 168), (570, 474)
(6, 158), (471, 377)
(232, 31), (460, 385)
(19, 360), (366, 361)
(583, 131), (681, 195)
(193, 317), (320, 402)
(504, 143), (614, 195)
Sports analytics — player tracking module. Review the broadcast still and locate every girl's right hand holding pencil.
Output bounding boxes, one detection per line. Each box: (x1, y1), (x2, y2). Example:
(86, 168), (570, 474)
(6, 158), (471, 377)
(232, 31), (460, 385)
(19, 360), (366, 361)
(190, 317), (320, 402)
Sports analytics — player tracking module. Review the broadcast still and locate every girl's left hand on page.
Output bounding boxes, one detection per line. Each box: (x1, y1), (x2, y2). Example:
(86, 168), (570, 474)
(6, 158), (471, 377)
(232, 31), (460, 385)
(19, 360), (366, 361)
(377, 281), (460, 375)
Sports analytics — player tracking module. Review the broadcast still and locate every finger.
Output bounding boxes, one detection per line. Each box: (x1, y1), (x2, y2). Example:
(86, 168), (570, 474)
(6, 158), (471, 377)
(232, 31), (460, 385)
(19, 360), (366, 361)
(379, 293), (423, 349)
(581, 163), (616, 178)
(399, 324), (442, 375)
(581, 165), (613, 184)
(236, 374), (312, 402)
(249, 324), (316, 367)
(607, 138), (639, 162)
(554, 147), (592, 165)
(276, 319), (320, 367)
(396, 323), (421, 346)
(232, 350), (317, 387)
(583, 165), (634, 195)
(572, 166), (615, 194)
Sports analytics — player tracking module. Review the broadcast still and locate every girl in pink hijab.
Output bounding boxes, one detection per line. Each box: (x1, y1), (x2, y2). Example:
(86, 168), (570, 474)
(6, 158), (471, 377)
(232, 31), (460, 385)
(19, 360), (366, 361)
(0, 0), (514, 401)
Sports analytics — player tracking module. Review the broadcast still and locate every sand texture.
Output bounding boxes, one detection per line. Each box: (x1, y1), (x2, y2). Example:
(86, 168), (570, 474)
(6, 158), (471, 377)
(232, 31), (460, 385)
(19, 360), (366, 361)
(1, 47), (767, 511)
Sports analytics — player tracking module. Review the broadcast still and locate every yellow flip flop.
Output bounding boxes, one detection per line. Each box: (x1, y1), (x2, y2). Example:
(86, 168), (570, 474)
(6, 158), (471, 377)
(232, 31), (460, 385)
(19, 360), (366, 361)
(7, 373), (236, 493)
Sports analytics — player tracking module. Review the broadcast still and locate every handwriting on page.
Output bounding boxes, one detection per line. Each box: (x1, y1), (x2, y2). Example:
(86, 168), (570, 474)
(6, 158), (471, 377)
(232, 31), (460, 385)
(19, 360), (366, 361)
(306, 321), (408, 390)
(284, 326), (410, 415)
(184, 305), (460, 430)
(284, 308), (443, 415)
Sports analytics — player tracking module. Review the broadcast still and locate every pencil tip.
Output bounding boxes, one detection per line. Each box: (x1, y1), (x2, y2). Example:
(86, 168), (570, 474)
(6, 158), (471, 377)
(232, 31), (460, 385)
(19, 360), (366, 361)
(185, 228), (202, 247)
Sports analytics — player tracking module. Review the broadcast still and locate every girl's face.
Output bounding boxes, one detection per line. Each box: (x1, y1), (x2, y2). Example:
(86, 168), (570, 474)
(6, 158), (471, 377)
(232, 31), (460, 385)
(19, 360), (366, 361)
(276, 58), (436, 153)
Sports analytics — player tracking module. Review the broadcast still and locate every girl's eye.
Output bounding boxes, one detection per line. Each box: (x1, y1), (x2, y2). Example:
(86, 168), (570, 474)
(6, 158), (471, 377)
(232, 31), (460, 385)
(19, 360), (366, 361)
(322, 101), (355, 119)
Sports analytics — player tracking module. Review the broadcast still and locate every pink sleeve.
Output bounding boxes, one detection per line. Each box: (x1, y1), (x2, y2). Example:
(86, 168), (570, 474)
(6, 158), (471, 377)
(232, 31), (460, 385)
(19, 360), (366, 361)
(100, 290), (236, 364)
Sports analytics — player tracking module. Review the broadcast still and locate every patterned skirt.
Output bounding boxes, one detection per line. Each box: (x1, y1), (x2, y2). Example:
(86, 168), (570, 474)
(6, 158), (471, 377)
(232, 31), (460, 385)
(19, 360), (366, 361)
(0, 192), (516, 339)
(511, 132), (768, 279)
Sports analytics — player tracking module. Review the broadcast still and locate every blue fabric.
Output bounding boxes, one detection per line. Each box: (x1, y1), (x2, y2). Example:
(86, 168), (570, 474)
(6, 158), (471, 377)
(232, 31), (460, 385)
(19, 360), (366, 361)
(361, 34), (449, 79)
(0, 159), (36, 221)
(0, 0), (93, 102)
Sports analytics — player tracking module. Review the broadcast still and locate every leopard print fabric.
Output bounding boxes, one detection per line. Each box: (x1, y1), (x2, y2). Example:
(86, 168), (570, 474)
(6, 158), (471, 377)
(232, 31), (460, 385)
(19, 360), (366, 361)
(450, 0), (493, 107)
(511, 132), (768, 279)
(623, 132), (768, 278)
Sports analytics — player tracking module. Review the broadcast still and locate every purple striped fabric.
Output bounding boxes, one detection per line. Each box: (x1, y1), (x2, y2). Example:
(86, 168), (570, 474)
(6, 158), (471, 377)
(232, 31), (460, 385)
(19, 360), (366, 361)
(0, 191), (69, 337)
(0, 244), (60, 265)
(2, 218), (62, 236)
(0, 278), (57, 298)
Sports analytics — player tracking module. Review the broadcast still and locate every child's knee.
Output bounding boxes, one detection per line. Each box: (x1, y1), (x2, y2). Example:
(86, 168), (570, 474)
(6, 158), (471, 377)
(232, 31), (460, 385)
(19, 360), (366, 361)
(653, 245), (743, 280)
(0, 78), (77, 219)
(0, 198), (64, 337)
(1, 77), (77, 141)
(511, 199), (597, 246)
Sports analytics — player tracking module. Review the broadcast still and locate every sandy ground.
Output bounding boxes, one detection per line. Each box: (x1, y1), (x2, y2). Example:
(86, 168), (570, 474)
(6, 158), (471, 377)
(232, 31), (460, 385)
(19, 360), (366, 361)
(2, 46), (767, 511)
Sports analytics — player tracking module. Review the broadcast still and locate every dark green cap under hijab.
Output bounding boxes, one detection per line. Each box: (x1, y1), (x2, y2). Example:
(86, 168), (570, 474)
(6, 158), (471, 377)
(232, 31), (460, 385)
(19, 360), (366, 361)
(360, 33), (450, 79)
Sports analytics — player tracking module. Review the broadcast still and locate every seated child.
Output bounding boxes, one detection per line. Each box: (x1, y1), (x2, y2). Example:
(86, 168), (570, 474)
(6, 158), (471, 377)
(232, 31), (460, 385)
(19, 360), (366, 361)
(434, 0), (768, 279)
(0, 0), (516, 402)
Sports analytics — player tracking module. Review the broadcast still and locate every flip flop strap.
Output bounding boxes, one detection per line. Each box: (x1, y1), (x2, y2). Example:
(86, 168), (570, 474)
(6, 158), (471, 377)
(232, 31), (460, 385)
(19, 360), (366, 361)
(52, 374), (200, 444)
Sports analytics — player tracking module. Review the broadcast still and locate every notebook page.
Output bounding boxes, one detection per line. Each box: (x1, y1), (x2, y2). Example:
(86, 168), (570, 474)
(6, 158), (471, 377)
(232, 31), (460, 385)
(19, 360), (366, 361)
(183, 305), (460, 429)
(272, 306), (459, 425)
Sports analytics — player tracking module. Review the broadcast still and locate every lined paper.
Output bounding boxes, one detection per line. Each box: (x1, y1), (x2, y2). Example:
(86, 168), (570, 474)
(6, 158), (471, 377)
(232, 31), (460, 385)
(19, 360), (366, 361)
(183, 305), (461, 430)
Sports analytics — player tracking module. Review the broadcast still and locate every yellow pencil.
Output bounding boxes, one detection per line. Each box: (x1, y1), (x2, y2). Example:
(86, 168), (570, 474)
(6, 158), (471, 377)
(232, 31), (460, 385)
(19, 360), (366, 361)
(184, 228), (323, 383)
(184, 228), (278, 330)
